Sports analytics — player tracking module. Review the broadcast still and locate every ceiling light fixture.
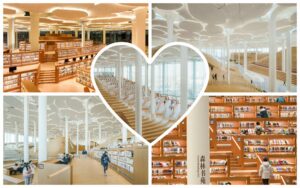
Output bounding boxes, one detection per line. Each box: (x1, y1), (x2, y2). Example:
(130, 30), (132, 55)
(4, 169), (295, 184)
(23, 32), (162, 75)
(48, 7), (91, 17)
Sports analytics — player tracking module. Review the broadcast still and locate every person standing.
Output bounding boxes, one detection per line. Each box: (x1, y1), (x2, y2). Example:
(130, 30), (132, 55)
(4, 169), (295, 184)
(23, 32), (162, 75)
(22, 163), (32, 185)
(101, 151), (110, 176)
(29, 161), (36, 184)
(259, 157), (273, 185)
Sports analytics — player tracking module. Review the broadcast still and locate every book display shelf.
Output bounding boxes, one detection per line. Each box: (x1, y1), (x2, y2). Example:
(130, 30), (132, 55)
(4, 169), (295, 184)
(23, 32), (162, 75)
(76, 67), (94, 89)
(3, 70), (38, 92)
(19, 41), (31, 51)
(152, 119), (187, 185)
(209, 96), (297, 185)
(4, 51), (40, 68)
(93, 143), (148, 184)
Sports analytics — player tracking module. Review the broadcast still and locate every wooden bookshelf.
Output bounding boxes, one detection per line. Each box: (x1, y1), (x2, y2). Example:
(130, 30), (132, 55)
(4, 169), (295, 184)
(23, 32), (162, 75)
(76, 67), (94, 89)
(3, 51), (40, 68)
(209, 96), (297, 185)
(3, 69), (38, 92)
(152, 119), (187, 185)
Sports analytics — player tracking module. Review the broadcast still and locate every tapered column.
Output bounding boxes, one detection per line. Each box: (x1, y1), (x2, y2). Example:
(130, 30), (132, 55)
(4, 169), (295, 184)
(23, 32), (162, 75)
(38, 96), (47, 162)
(118, 54), (122, 99)
(75, 29), (78, 38)
(135, 54), (143, 135)
(8, 18), (15, 50)
(243, 42), (248, 73)
(76, 122), (79, 156)
(81, 22), (86, 47)
(65, 117), (69, 154)
(180, 46), (188, 114)
(132, 7), (147, 52)
(281, 39), (286, 72)
(122, 126), (127, 145)
(14, 122), (18, 149)
(98, 125), (102, 143)
(24, 97), (29, 163)
(103, 29), (106, 45)
(33, 121), (37, 153)
(226, 34), (231, 84)
(85, 100), (88, 150)
(88, 131), (91, 150)
(54, 26), (59, 34)
(87, 30), (90, 41)
(150, 64), (156, 120)
(285, 31), (292, 91)
(29, 13), (40, 51)
(268, 13), (277, 92)
(166, 15), (174, 43)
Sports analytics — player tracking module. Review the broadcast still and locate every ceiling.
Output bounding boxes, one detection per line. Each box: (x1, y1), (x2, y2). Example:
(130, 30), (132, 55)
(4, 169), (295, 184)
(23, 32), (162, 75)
(152, 3), (297, 49)
(3, 96), (133, 145)
(3, 3), (148, 32)
(95, 45), (147, 68)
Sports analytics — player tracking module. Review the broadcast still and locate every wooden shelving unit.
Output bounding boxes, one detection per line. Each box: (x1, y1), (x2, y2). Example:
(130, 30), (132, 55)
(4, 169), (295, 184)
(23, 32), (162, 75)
(209, 96), (297, 185)
(3, 51), (40, 68)
(3, 70), (38, 92)
(152, 119), (187, 185)
(76, 67), (94, 89)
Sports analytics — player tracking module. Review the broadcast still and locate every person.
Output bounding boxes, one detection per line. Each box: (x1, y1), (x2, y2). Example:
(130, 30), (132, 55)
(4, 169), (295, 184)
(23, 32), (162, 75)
(259, 157), (273, 185)
(29, 161), (36, 184)
(10, 163), (19, 175)
(22, 163), (32, 185)
(255, 122), (264, 135)
(101, 151), (110, 176)
(259, 106), (269, 118)
(276, 96), (285, 103)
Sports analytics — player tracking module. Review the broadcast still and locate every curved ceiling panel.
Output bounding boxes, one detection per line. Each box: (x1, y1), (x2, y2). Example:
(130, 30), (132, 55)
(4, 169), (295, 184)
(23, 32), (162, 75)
(188, 4), (226, 24)
(179, 20), (203, 32)
(153, 3), (183, 11)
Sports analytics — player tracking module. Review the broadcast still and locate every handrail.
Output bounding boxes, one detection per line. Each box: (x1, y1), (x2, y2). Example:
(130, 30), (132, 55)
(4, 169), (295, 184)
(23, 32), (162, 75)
(48, 165), (70, 179)
(232, 136), (241, 151)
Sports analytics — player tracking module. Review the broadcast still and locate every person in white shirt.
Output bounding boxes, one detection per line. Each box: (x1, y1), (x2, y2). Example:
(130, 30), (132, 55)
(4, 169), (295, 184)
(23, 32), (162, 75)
(29, 161), (36, 184)
(22, 163), (32, 185)
(259, 157), (273, 185)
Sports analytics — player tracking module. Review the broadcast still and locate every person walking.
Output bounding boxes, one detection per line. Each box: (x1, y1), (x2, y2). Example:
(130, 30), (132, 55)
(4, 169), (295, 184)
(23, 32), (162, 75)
(259, 157), (273, 185)
(101, 151), (110, 176)
(22, 163), (32, 185)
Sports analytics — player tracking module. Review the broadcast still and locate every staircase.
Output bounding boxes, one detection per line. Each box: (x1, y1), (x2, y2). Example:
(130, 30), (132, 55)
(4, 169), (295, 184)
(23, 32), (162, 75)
(96, 80), (169, 142)
(38, 70), (56, 84)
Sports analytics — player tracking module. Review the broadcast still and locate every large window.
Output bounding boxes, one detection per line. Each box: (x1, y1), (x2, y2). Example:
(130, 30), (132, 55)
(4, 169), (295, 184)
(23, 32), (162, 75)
(106, 30), (131, 45)
(90, 31), (103, 44)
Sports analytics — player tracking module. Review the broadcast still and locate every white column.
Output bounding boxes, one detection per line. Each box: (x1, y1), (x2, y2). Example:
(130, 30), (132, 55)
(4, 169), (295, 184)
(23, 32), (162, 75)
(122, 126), (127, 145)
(180, 46), (188, 115)
(133, 7), (147, 52)
(282, 39), (286, 72)
(75, 29), (78, 38)
(29, 13), (40, 51)
(8, 18), (15, 50)
(87, 30), (90, 41)
(38, 96), (47, 163)
(285, 31), (292, 91)
(76, 122), (79, 156)
(65, 117), (69, 154)
(15, 31), (18, 49)
(85, 100), (88, 150)
(81, 22), (86, 47)
(150, 64), (156, 120)
(268, 13), (277, 92)
(88, 131), (91, 150)
(135, 54), (143, 135)
(243, 42), (248, 73)
(167, 15), (174, 43)
(118, 54), (122, 99)
(14, 122), (18, 149)
(54, 26), (59, 34)
(24, 97), (29, 163)
(145, 64), (148, 97)
(103, 29), (106, 45)
(131, 20), (136, 44)
(98, 125), (102, 143)
(33, 121), (37, 153)
(226, 34), (231, 84)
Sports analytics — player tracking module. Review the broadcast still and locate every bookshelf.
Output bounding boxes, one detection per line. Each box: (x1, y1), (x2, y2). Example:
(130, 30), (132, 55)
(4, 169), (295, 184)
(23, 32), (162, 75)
(209, 96), (297, 185)
(19, 41), (31, 51)
(76, 67), (94, 89)
(152, 119), (187, 185)
(3, 70), (38, 92)
(4, 51), (40, 68)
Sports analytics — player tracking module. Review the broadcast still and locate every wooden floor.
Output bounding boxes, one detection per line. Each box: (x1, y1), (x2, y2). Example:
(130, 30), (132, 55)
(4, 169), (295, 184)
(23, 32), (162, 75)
(71, 157), (131, 185)
(38, 78), (88, 92)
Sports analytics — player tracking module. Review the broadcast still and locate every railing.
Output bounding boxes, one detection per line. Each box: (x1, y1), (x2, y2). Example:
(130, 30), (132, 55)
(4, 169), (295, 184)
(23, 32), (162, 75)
(231, 136), (243, 167)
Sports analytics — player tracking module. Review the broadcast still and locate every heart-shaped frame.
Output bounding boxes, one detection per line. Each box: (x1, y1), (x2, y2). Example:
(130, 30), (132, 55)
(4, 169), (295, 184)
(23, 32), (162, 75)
(91, 42), (209, 144)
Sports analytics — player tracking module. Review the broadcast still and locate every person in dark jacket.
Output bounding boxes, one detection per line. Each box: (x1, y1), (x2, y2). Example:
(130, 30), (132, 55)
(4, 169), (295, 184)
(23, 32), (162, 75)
(259, 106), (269, 118)
(101, 151), (110, 176)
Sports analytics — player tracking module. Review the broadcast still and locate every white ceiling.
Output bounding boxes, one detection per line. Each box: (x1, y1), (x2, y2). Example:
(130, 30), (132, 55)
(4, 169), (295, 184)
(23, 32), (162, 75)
(3, 96), (130, 144)
(152, 3), (297, 49)
(3, 3), (148, 32)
